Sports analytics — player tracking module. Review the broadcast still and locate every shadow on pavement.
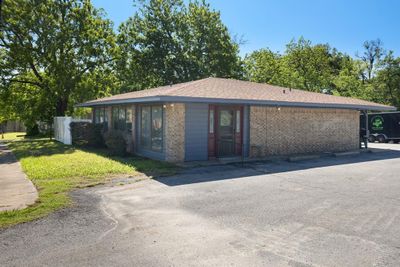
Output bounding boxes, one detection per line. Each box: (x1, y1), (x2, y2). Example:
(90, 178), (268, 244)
(156, 148), (400, 186)
(0, 144), (18, 164)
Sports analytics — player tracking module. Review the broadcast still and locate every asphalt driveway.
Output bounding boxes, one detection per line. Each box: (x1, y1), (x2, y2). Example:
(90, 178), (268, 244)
(1, 143), (400, 266)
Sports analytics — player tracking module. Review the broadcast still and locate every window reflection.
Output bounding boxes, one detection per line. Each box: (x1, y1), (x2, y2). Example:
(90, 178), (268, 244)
(220, 110), (233, 127)
(140, 105), (163, 152)
(209, 109), (214, 133)
(151, 106), (163, 151)
(112, 106), (128, 131)
(236, 110), (240, 133)
(141, 106), (151, 149)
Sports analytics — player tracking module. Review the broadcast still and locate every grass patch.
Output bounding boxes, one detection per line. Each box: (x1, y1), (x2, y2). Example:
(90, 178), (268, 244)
(0, 135), (177, 228)
(1, 132), (26, 141)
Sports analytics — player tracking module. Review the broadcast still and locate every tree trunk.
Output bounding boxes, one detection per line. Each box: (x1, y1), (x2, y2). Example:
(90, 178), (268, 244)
(55, 97), (68, 116)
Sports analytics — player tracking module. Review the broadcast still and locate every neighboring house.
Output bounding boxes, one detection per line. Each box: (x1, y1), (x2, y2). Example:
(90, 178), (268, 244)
(78, 78), (395, 162)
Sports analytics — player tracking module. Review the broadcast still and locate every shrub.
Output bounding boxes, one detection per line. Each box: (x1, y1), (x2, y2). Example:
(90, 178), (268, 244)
(104, 131), (127, 156)
(26, 122), (53, 137)
(26, 123), (40, 136)
(70, 122), (104, 147)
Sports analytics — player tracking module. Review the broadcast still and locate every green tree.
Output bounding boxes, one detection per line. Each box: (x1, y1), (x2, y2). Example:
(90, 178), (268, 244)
(243, 48), (284, 85)
(0, 0), (117, 125)
(0, 0), (3, 20)
(333, 62), (366, 99)
(117, 0), (241, 91)
(244, 38), (338, 92)
(357, 39), (385, 82)
(374, 52), (400, 108)
(284, 37), (333, 92)
(186, 1), (241, 79)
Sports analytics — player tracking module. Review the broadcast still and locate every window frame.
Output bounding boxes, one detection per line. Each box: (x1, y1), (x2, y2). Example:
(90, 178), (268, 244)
(112, 106), (131, 132)
(94, 107), (108, 130)
(235, 109), (241, 133)
(140, 106), (152, 149)
(139, 105), (164, 153)
(209, 109), (215, 134)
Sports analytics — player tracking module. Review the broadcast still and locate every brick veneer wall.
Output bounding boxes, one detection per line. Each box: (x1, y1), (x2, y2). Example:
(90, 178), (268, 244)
(165, 103), (186, 162)
(249, 106), (359, 157)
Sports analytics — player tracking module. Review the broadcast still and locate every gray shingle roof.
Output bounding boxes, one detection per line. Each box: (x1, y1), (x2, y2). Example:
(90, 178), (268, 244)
(78, 77), (395, 111)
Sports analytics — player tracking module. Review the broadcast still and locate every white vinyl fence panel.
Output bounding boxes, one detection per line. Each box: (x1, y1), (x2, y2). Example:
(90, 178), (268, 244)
(53, 117), (91, 145)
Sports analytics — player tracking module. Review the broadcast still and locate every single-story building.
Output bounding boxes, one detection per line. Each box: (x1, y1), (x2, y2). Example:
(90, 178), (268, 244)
(78, 77), (395, 162)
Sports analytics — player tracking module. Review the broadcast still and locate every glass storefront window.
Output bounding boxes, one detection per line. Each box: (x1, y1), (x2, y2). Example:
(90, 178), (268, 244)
(94, 107), (108, 130)
(140, 105), (163, 152)
(112, 106), (128, 131)
(209, 109), (214, 133)
(236, 110), (241, 133)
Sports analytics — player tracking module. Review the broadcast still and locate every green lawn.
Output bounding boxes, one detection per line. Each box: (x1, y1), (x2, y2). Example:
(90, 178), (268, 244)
(0, 134), (177, 228)
(1, 131), (26, 141)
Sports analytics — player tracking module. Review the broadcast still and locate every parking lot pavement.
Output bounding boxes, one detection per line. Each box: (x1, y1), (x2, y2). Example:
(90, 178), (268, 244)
(1, 145), (400, 266)
(368, 142), (400, 151)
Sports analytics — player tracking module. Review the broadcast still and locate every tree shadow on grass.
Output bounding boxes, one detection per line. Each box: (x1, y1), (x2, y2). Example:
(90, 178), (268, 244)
(75, 145), (178, 177)
(6, 138), (178, 177)
(7, 139), (76, 158)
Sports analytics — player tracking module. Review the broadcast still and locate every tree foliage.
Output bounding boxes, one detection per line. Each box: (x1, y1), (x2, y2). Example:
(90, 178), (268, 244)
(243, 48), (285, 85)
(117, 0), (241, 91)
(0, 0), (399, 132)
(357, 39), (385, 81)
(374, 52), (400, 107)
(0, 0), (116, 128)
(244, 37), (400, 109)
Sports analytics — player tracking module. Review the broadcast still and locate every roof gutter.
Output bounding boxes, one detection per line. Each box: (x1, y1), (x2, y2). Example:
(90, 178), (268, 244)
(76, 96), (396, 112)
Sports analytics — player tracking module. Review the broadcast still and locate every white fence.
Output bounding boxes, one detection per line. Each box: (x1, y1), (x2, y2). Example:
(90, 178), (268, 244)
(53, 117), (91, 145)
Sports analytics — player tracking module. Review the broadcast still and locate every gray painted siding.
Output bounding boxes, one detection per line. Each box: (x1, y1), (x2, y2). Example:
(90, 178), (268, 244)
(185, 103), (209, 161)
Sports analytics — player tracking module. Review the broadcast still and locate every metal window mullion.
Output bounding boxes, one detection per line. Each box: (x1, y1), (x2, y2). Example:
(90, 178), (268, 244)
(124, 107), (127, 131)
(161, 106), (163, 152)
(150, 106), (153, 150)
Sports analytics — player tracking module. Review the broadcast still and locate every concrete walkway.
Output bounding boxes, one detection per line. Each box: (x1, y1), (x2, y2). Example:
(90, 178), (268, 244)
(0, 143), (38, 212)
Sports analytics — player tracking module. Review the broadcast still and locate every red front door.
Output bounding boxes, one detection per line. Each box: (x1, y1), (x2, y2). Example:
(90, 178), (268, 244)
(208, 105), (243, 158)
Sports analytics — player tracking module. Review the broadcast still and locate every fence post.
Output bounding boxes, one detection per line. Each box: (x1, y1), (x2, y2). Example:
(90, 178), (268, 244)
(54, 116), (91, 145)
(63, 117), (72, 145)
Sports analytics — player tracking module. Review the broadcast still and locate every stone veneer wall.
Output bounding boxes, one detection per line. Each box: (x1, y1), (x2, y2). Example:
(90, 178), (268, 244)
(165, 103), (185, 162)
(249, 106), (359, 157)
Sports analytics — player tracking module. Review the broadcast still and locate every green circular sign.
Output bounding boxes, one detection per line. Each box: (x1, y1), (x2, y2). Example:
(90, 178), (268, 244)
(371, 116), (384, 131)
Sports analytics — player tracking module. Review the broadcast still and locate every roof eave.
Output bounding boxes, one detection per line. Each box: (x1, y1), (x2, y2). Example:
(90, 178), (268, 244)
(76, 96), (163, 107)
(76, 96), (396, 111)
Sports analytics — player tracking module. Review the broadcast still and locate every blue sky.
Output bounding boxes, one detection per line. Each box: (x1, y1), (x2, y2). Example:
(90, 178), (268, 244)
(92, 0), (400, 57)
